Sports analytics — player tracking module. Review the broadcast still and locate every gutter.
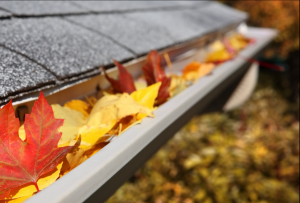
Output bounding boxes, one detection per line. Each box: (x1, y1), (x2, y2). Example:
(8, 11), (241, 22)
(25, 27), (277, 203)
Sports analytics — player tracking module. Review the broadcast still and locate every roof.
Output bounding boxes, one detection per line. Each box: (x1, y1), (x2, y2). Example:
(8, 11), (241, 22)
(0, 1), (247, 105)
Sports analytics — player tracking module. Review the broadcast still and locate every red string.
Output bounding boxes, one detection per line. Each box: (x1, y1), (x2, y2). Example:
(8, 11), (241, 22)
(221, 38), (284, 72)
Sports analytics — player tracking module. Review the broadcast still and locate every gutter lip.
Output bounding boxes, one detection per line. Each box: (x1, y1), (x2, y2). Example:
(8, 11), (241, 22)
(25, 27), (277, 203)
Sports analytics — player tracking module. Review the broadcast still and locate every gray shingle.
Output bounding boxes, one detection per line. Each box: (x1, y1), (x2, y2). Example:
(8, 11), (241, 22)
(126, 2), (247, 42)
(0, 46), (56, 99)
(124, 10), (209, 43)
(201, 3), (247, 27)
(0, 1), (88, 16)
(0, 8), (10, 18)
(66, 2), (232, 56)
(72, 1), (207, 12)
(0, 17), (135, 79)
(66, 14), (175, 55)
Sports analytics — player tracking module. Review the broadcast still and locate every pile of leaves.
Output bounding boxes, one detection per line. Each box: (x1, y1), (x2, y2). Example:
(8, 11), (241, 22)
(0, 34), (252, 202)
(107, 73), (299, 203)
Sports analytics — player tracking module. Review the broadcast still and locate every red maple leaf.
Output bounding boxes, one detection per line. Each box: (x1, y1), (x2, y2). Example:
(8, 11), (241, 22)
(0, 93), (74, 199)
(142, 50), (171, 104)
(102, 60), (136, 94)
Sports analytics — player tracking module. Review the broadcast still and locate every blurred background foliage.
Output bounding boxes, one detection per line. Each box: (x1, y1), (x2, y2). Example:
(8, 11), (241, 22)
(107, 1), (299, 202)
(222, 0), (299, 58)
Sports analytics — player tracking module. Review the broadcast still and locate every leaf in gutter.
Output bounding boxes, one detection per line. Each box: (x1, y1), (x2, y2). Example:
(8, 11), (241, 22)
(79, 93), (153, 142)
(168, 75), (187, 97)
(131, 82), (161, 110)
(2, 163), (63, 200)
(228, 34), (252, 51)
(51, 104), (86, 146)
(0, 93), (73, 198)
(182, 62), (215, 83)
(0, 195), (31, 203)
(108, 83), (161, 135)
(205, 48), (233, 64)
(63, 100), (90, 119)
(102, 60), (136, 94)
(142, 51), (171, 104)
(60, 139), (88, 177)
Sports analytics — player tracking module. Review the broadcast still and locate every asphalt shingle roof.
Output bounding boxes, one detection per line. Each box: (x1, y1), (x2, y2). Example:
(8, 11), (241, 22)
(0, 1), (247, 105)
(0, 46), (56, 99)
(0, 1), (88, 16)
(0, 17), (134, 79)
(0, 8), (10, 18)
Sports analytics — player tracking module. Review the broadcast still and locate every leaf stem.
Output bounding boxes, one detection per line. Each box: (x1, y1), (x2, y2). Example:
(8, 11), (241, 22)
(34, 182), (40, 192)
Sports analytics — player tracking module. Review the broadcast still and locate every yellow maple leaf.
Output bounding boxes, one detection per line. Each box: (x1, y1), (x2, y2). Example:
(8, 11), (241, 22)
(51, 104), (86, 146)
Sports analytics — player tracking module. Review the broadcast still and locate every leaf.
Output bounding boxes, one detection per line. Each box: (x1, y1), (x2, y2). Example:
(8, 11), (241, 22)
(0, 195), (31, 203)
(108, 83), (162, 136)
(168, 75), (187, 97)
(51, 104), (86, 146)
(63, 100), (90, 119)
(228, 34), (251, 51)
(3, 163), (63, 200)
(0, 93), (73, 198)
(142, 50), (171, 104)
(60, 139), (88, 177)
(79, 93), (153, 147)
(134, 80), (147, 91)
(182, 62), (215, 83)
(131, 82), (161, 109)
(102, 60), (136, 94)
(205, 49), (233, 64)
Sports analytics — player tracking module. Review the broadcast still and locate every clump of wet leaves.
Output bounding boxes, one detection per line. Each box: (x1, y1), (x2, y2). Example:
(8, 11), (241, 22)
(108, 85), (299, 203)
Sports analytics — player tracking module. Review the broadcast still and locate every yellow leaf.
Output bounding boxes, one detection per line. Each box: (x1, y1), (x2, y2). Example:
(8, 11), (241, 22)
(131, 82), (161, 109)
(78, 122), (115, 150)
(64, 100), (90, 118)
(18, 125), (25, 141)
(60, 141), (88, 177)
(182, 62), (215, 83)
(0, 196), (31, 203)
(168, 75), (186, 97)
(3, 163), (63, 200)
(206, 49), (232, 63)
(79, 93), (153, 149)
(198, 63), (215, 78)
(229, 34), (249, 51)
(51, 104), (86, 146)
(211, 40), (226, 51)
(85, 142), (109, 158)
(134, 80), (147, 90)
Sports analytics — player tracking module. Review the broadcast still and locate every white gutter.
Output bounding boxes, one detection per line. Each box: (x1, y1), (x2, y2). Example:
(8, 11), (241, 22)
(25, 27), (277, 203)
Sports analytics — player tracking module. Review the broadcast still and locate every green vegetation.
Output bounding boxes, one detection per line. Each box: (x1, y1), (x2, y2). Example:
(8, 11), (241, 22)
(107, 72), (299, 203)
